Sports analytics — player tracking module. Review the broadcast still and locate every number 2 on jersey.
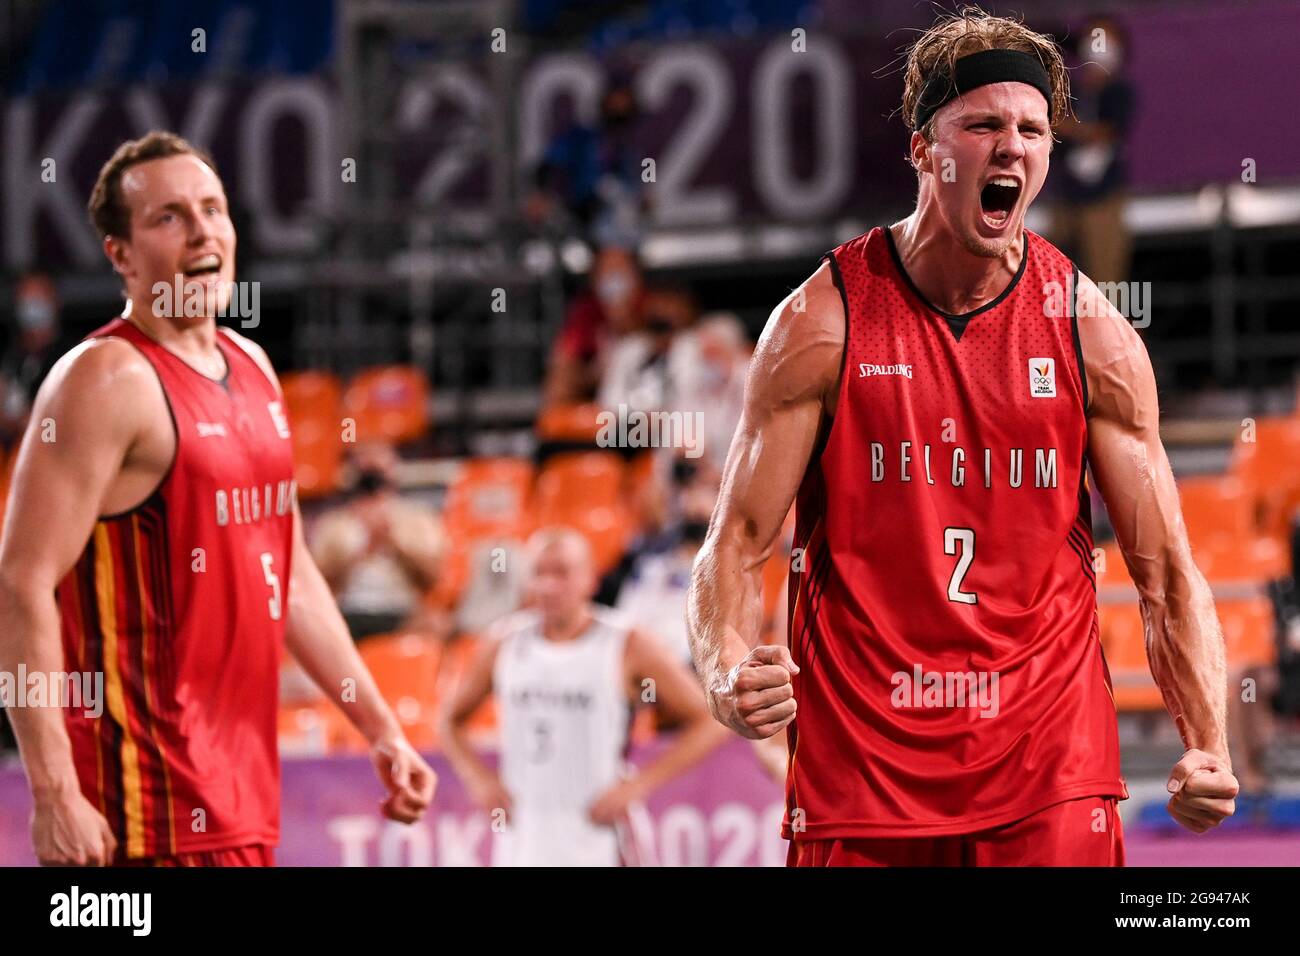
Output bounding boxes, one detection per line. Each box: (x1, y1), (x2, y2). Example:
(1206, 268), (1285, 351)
(944, 528), (977, 605)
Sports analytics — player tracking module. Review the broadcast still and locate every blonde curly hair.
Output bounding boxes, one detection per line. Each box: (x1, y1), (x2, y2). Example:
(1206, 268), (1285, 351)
(901, 5), (1071, 142)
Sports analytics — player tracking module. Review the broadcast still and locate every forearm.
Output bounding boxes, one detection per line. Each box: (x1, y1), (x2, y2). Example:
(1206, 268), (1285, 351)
(687, 534), (767, 691)
(629, 714), (729, 797)
(1141, 559), (1230, 762)
(0, 580), (80, 796)
(285, 557), (401, 746)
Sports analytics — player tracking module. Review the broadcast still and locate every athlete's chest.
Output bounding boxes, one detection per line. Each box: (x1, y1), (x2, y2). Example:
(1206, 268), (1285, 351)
(159, 364), (295, 499)
(846, 299), (1082, 438)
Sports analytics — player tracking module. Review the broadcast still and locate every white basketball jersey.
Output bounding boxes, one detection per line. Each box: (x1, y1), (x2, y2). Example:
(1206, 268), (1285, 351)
(491, 607), (632, 867)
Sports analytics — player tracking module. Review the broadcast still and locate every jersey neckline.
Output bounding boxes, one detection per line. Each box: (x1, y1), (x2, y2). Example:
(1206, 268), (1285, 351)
(120, 316), (232, 390)
(881, 225), (1030, 342)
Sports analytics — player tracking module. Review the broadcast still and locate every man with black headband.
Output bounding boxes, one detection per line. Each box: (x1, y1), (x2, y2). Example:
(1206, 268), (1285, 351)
(689, 8), (1238, 866)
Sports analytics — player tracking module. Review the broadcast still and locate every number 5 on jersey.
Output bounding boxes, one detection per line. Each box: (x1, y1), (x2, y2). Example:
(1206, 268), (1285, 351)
(944, 527), (977, 605)
(260, 552), (283, 620)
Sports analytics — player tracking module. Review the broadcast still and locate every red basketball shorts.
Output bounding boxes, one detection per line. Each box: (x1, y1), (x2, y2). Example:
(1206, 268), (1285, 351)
(117, 843), (275, 868)
(788, 796), (1124, 867)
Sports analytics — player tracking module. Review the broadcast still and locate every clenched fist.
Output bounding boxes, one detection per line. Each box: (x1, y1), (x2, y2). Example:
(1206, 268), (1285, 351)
(708, 644), (799, 739)
(1166, 749), (1238, 833)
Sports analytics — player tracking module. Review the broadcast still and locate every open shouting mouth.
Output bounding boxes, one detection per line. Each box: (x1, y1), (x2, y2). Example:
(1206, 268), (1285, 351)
(980, 176), (1021, 228)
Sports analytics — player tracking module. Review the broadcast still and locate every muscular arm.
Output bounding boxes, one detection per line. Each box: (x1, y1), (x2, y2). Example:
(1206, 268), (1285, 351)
(1079, 275), (1236, 828)
(686, 261), (843, 737)
(1080, 276), (1227, 757)
(0, 339), (160, 862)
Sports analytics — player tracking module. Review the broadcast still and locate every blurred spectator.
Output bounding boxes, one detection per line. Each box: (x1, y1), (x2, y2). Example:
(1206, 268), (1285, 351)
(597, 283), (697, 415)
(615, 458), (719, 665)
(310, 442), (449, 640)
(1051, 15), (1137, 286)
(543, 245), (644, 407)
(525, 77), (649, 247)
(674, 311), (751, 469)
(1, 272), (68, 449)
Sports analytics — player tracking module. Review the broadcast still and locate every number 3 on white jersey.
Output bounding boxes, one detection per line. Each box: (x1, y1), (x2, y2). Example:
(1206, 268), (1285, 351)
(944, 528), (978, 605)
(260, 552), (283, 620)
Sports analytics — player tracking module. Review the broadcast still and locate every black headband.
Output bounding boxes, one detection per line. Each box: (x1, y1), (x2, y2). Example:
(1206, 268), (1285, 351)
(913, 48), (1052, 130)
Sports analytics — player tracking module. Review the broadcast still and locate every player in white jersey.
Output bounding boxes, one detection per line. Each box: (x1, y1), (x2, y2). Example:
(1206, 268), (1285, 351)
(441, 527), (727, 866)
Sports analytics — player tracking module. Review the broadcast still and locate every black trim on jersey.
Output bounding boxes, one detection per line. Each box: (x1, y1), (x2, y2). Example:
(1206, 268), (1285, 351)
(1067, 526), (1098, 586)
(1069, 263), (1090, 415)
(825, 251), (851, 410)
(804, 252), (850, 467)
(123, 316), (232, 389)
(881, 225), (1029, 342)
(96, 335), (182, 521)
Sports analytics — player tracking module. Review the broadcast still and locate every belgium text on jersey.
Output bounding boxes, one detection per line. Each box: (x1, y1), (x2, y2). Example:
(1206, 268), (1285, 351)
(50, 887), (151, 936)
(214, 478), (297, 526)
(0, 665), (103, 718)
(869, 442), (1058, 489)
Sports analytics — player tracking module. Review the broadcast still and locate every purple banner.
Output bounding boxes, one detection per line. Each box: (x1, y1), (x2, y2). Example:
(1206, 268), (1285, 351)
(5, 3), (1299, 275)
(0, 737), (787, 866)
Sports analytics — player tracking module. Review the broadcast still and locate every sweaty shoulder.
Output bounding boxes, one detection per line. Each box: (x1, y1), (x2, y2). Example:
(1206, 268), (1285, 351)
(748, 259), (845, 415)
(35, 336), (165, 438)
(1074, 272), (1156, 429)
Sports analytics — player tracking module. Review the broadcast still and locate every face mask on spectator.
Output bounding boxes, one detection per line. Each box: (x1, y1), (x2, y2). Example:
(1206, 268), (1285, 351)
(596, 271), (634, 307)
(644, 314), (675, 336)
(353, 467), (391, 496)
(17, 296), (55, 334)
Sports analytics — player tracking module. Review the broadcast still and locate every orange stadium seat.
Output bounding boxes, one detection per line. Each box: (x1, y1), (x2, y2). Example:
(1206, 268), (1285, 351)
(358, 632), (443, 750)
(1219, 596), (1277, 670)
(533, 452), (633, 573)
(1177, 475), (1252, 554)
(442, 458), (534, 541)
(342, 365), (430, 445)
(1230, 416), (1300, 542)
(279, 371), (344, 497)
(1097, 604), (1164, 711)
(434, 458), (536, 608)
(1195, 535), (1289, 581)
(281, 369), (343, 417)
(536, 402), (604, 443)
(534, 451), (626, 513)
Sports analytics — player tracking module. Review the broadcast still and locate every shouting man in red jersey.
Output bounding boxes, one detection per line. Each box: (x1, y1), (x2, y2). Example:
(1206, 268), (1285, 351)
(688, 8), (1237, 866)
(0, 132), (435, 867)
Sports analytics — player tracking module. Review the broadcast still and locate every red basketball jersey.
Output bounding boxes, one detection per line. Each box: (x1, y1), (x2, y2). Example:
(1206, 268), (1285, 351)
(782, 227), (1127, 841)
(56, 318), (296, 858)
